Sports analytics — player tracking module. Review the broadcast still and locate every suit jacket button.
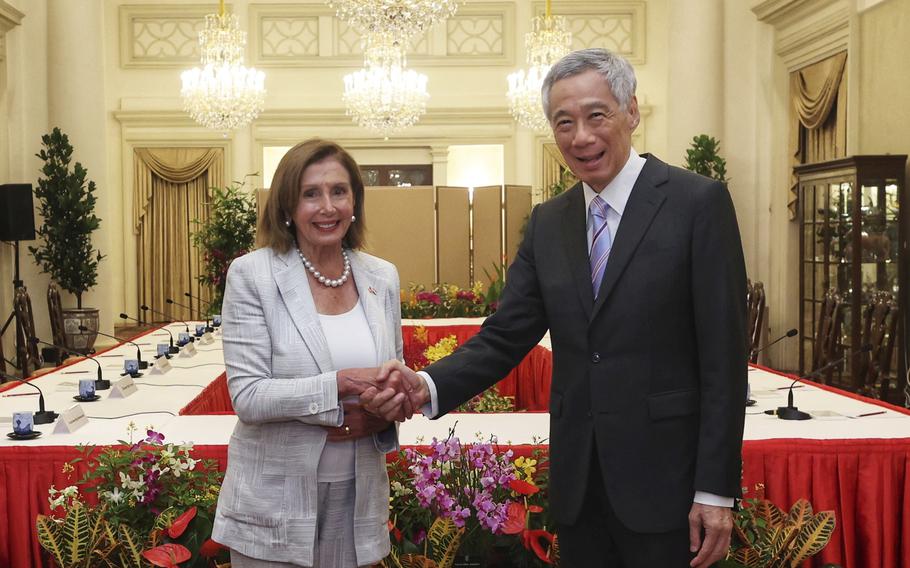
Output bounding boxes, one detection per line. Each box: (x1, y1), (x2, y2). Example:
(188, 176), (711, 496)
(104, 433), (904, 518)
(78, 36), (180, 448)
(591, 352), (601, 363)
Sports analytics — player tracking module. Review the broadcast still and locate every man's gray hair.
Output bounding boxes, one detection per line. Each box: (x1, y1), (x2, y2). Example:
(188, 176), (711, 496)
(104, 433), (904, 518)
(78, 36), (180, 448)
(541, 48), (637, 119)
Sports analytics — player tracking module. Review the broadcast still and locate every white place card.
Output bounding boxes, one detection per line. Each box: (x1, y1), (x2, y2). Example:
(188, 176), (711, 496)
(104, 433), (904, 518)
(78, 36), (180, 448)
(149, 357), (172, 374)
(179, 342), (197, 357)
(109, 376), (138, 398)
(200, 333), (215, 345)
(54, 404), (88, 434)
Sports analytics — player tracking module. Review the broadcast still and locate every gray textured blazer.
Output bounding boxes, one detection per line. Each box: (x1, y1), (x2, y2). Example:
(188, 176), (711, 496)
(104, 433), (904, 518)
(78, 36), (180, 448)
(212, 246), (402, 567)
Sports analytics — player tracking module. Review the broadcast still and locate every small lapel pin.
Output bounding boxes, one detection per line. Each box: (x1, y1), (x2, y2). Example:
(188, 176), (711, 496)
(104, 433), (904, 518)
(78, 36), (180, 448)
(368, 286), (377, 295)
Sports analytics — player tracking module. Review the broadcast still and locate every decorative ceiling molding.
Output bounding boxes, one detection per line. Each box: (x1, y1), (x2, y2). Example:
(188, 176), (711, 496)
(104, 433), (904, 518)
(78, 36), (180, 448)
(752, 0), (851, 71)
(0, 1), (24, 35)
(0, 0), (23, 61)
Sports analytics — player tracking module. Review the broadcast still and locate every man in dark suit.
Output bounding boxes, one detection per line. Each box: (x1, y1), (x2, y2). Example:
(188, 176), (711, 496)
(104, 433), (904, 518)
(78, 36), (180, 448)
(364, 48), (747, 568)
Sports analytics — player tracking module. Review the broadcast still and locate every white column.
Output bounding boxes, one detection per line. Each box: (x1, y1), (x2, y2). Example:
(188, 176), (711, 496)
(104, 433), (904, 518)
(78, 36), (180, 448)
(430, 145), (449, 186)
(47, 0), (118, 337)
(666, 0), (724, 165)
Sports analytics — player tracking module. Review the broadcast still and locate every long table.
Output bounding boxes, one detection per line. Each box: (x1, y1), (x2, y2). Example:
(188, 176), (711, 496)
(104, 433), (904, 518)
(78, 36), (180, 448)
(2, 321), (910, 567)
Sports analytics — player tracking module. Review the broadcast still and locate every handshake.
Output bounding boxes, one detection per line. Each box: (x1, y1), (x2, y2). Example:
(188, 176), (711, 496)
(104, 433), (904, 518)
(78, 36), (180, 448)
(336, 360), (431, 423)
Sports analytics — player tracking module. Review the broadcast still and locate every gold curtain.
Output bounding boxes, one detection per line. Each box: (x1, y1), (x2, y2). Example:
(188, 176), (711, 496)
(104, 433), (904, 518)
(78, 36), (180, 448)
(133, 148), (223, 322)
(788, 51), (848, 218)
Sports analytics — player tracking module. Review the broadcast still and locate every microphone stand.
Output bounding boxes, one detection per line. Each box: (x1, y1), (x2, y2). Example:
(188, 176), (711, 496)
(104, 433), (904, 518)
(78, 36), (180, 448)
(167, 298), (212, 333)
(184, 292), (219, 328)
(0, 372), (58, 424)
(747, 328), (798, 406)
(775, 345), (872, 421)
(79, 325), (148, 370)
(751, 328), (799, 362)
(133, 310), (181, 353)
(31, 337), (110, 390)
(142, 304), (191, 335)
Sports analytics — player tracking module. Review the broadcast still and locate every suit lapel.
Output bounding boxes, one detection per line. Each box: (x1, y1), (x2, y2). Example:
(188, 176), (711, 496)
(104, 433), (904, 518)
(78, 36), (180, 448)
(272, 248), (334, 373)
(560, 183), (595, 317)
(349, 252), (387, 363)
(591, 156), (668, 321)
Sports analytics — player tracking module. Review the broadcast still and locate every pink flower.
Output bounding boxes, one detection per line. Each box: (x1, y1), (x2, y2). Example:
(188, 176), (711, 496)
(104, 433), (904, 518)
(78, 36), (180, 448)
(415, 291), (442, 305)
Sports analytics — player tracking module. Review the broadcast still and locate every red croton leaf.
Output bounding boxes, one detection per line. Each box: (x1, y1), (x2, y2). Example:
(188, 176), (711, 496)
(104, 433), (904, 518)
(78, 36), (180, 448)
(501, 502), (527, 535)
(528, 505), (544, 513)
(142, 543), (192, 567)
(199, 538), (226, 558)
(508, 478), (540, 496)
(167, 506), (197, 539)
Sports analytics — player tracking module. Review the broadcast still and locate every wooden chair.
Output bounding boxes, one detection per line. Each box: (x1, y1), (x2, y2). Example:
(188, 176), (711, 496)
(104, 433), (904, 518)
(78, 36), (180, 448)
(47, 283), (68, 364)
(746, 280), (766, 363)
(812, 289), (844, 384)
(857, 292), (899, 400)
(13, 286), (43, 377)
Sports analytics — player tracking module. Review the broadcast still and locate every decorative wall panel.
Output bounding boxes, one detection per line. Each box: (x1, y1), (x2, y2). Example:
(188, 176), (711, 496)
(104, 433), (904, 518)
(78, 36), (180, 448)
(259, 16), (319, 58)
(534, 1), (646, 64)
(119, 5), (212, 68)
(447, 14), (504, 56)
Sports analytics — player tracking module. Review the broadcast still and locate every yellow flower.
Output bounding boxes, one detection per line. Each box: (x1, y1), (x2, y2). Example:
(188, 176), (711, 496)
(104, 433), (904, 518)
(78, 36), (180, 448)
(425, 335), (458, 363)
(514, 456), (538, 480)
(61, 462), (75, 474)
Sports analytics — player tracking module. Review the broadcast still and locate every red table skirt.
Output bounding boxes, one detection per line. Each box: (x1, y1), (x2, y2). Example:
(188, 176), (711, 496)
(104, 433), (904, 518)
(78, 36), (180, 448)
(4, 439), (910, 567)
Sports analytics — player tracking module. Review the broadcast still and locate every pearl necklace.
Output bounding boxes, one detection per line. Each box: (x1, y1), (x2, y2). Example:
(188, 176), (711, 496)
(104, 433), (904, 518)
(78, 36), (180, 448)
(297, 248), (351, 288)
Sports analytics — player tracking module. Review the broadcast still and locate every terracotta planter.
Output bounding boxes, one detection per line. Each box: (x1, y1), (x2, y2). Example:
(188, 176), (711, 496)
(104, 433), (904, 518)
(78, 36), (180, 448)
(62, 307), (99, 354)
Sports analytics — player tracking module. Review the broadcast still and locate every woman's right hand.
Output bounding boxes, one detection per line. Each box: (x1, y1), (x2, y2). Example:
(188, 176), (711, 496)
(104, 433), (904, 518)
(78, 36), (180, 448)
(336, 367), (381, 397)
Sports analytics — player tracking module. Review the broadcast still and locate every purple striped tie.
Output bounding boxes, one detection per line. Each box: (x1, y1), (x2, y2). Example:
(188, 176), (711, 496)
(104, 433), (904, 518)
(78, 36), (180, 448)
(589, 195), (612, 298)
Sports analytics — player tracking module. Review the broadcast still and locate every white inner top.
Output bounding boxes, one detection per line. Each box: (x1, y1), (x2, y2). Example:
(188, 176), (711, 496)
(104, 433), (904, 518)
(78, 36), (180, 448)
(317, 300), (378, 482)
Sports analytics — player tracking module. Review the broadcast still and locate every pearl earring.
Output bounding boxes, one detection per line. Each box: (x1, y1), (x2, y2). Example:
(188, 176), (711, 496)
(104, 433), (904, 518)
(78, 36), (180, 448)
(284, 219), (291, 227)
(351, 215), (356, 223)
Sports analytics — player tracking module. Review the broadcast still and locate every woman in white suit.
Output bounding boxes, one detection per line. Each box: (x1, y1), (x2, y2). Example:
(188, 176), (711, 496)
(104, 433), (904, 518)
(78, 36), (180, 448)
(212, 139), (407, 567)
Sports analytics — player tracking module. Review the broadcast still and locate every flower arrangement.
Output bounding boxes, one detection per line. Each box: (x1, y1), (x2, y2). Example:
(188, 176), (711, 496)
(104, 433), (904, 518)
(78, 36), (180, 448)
(36, 424), (228, 568)
(401, 282), (497, 319)
(385, 430), (555, 567)
(404, 326), (515, 413)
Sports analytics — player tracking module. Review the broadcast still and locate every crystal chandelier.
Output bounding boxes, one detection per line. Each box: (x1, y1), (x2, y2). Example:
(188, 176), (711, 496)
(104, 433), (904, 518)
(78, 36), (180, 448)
(180, 0), (266, 131)
(506, 0), (572, 133)
(328, 0), (460, 41)
(343, 36), (430, 138)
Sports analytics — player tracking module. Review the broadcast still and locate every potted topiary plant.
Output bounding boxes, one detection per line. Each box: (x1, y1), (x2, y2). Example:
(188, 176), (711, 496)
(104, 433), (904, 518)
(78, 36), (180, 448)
(684, 134), (729, 184)
(191, 176), (257, 314)
(29, 128), (104, 353)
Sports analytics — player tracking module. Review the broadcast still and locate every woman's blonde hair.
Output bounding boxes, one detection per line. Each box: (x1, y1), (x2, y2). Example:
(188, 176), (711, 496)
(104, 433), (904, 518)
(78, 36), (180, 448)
(258, 139), (366, 252)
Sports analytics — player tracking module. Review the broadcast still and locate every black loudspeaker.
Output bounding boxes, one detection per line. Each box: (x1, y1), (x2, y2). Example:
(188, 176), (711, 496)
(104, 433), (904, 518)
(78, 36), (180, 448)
(0, 184), (36, 241)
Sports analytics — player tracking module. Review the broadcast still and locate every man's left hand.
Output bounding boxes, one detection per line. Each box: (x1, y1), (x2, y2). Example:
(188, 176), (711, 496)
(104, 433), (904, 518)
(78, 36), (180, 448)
(688, 502), (733, 567)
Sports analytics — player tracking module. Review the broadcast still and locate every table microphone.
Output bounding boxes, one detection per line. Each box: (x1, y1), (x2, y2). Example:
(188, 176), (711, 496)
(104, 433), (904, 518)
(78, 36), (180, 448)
(138, 304), (184, 355)
(746, 328), (798, 406)
(769, 344), (872, 421)
(183, 292), (218, 329)
(122, 312), (180, 354)
(751, 328), (798, 359)
(0, 372), (58, 424)
(167, 298), (212, 333)
(142, 304), (191, 335)
(30, 337), (110, 390)
(78, 325), (148, 370)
